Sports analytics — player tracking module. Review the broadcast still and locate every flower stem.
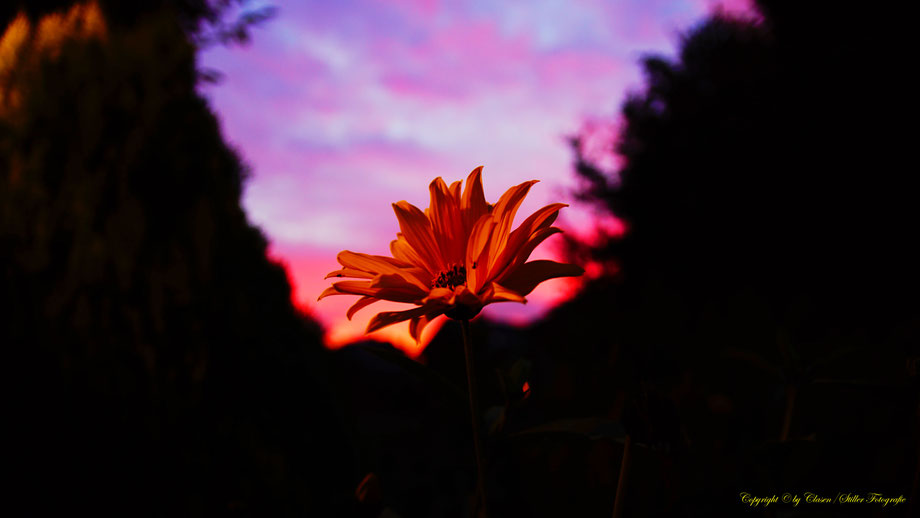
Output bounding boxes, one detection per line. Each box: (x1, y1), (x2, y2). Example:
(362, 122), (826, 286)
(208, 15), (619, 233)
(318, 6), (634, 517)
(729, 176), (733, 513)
(612, 433), (631, 518)
(462, 319), (488, 518)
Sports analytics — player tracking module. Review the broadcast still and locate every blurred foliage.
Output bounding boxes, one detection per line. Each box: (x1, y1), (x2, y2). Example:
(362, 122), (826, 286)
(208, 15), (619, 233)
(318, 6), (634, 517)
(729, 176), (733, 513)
(1, 3), (352, 515)
(0, 0), (274, 47)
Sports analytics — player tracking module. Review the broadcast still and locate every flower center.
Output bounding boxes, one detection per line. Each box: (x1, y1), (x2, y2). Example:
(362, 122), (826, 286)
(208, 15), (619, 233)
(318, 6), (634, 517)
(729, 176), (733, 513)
(432, 264), (466, 290)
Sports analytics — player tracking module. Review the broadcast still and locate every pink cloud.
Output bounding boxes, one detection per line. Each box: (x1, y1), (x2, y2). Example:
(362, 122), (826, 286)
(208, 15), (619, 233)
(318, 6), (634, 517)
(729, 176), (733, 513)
(371, 0), (440, 20)
(536, 50), (623, 89)
(380, 73), (466, 102)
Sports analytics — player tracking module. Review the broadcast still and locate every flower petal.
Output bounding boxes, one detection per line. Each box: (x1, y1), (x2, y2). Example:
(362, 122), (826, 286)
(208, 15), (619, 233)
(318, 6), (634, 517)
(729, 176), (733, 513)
(317, 284), (352, 301)
(319, 280), (374, 299)
(499, 260), (584, 297)
(322, 276), (426, 303)
(347, 296), (379, 320)
(466, 213), (494, 261)
(391, 234), (426, 269)
(338, 250), (429, 291)
(428, 177), (464, 264)
(483, 282), (527, 304)
(448, 180), (462, 203)
(409, 314), (432, 344)
(516, 227), (563, 267)
(324, 268), (374, 280)
(370, 272), (429, 295)
(366, 306), (430, 334)
(338, 250), (411, 271)
(510, 203), (566, 245)
(461, 166), (490, 233)
(465, 214), (495, 293)
(454, 285), (483, 309)
(423, 287), (456, 305)
(393, 201), (444, 274)
(490, 203), (567, 282)
(485, 180), (538, 279)
(492, 227), (563, 283)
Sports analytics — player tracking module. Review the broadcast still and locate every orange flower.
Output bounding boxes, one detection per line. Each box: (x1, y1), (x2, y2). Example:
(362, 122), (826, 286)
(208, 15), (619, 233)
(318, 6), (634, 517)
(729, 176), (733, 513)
(318, 166), (584, 343)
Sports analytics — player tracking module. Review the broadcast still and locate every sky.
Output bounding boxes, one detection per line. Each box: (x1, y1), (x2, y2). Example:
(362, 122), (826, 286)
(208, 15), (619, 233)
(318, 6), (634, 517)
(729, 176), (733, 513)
(199, 0), (754, 356)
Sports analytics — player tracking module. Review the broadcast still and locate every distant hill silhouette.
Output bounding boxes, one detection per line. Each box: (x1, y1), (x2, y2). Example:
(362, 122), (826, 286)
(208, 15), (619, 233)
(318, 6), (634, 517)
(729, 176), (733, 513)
(1, 3), (352, 515)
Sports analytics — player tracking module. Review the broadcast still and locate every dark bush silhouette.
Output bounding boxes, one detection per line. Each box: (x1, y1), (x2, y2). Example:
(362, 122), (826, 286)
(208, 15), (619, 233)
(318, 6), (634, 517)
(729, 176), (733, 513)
(1, 3), (352, 515)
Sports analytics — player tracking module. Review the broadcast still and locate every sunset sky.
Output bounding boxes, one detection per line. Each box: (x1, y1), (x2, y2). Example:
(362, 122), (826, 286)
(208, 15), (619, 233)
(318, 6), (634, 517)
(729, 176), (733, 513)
(198, 0), (753, 355)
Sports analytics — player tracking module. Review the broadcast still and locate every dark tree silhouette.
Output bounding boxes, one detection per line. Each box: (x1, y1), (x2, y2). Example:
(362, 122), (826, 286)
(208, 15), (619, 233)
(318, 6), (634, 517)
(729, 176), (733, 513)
(575, 4), (915, 326)
(522, 1), (918, 515)
(1, 4), (352, 515)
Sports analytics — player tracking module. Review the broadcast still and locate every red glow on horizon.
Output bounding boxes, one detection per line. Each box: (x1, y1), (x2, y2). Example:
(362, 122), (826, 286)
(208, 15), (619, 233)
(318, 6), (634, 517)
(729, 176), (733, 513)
(273, 239), (587, 357)
(269, 243), (448, 357)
